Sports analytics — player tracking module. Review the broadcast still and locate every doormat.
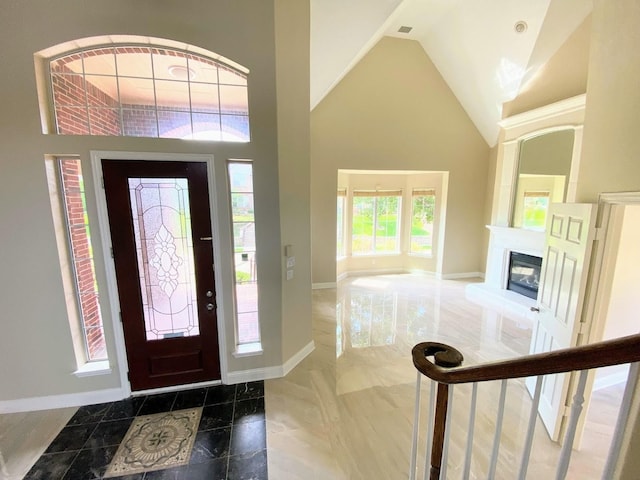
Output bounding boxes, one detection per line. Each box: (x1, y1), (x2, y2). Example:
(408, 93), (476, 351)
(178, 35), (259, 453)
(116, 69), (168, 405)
(104, 407), (202, 478)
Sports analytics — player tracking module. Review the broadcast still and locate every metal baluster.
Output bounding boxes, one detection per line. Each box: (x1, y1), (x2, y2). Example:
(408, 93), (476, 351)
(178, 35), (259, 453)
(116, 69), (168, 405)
(518, 376), (543, 480)
(555, 370), (589, 480)
(488, 379), (508, 479)
(462, 383), (478, 480)
(601, 362), (640, 479)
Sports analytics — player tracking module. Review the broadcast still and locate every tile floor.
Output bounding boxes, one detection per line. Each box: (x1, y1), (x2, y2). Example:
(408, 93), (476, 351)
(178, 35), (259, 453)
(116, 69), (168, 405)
(265, 275), (625, 479)
(23, 382), (267, 480)
(0, 275), (628, 480)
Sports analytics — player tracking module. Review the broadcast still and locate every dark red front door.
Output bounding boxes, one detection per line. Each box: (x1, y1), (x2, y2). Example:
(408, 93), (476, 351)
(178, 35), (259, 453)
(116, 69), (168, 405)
(102, 159), (220, 391)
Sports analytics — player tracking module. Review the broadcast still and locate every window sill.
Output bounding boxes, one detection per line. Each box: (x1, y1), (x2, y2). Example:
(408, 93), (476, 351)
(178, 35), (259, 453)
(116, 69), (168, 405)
(351, 252), (402, 257)
(233, 342), (263, 358)
(73, 360), (112, 378)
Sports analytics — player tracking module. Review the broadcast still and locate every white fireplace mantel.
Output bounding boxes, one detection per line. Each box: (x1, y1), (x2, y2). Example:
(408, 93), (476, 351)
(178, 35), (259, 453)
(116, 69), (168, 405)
(466, 225), (545, 317)
(484, 225), (545, 289)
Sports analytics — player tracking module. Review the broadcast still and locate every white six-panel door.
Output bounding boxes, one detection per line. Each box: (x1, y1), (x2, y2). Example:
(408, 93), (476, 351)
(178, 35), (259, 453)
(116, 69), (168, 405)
(526, 203), (596, 441)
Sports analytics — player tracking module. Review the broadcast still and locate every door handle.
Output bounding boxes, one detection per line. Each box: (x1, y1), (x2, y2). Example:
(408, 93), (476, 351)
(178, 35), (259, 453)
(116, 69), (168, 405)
(206, 303), (215, 311)
(530, 307), (540, 313)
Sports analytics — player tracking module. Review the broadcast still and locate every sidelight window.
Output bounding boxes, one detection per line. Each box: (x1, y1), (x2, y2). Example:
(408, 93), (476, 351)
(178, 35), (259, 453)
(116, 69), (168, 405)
(228, 161), (260, 350)
(48, 157), (107, 362)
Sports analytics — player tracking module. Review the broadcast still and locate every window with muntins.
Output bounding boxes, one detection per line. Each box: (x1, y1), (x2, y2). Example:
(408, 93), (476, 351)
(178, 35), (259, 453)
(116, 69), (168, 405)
(337, 189), (346, 258)
(48, 45), (249, 141)
(228, 161), (260, 347)
(522, 191), (550, 230)
(410, 189), (436, 256)
(351, 191), (402, 255)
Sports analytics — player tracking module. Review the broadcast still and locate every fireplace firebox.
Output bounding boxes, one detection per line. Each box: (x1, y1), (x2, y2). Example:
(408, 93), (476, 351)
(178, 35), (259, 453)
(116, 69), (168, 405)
(507, 252), (542, 300)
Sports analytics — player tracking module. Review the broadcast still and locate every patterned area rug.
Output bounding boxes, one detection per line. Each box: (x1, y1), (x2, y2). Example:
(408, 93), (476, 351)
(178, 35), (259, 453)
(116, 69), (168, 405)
(104, 407), (202, 478)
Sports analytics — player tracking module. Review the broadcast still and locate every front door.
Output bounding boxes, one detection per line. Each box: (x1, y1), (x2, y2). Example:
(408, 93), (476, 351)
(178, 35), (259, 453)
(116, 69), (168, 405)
(526, 203), (596, 441)
(102, 159), (220, 391)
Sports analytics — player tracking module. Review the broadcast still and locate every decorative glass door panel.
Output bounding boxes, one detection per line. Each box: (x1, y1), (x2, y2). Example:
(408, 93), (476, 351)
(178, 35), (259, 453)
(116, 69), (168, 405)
(102, 159), (220, 390)
(128, 178), (200, 340)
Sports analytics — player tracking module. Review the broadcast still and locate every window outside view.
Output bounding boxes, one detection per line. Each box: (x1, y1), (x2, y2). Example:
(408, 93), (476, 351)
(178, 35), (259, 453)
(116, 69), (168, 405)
(228, 162), (260, 345)
(337, 190), (346, 257)
(351, 192), (401, 255)
(522, 191), (550, 230)
(410, 190), (436, 256)
(49, 45), (249, 141)
(59, 158), (107, 361)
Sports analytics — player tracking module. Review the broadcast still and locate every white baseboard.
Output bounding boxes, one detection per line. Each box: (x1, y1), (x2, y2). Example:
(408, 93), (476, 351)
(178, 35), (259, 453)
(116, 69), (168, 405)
(312, 282), (337, 290)
(343, 268), (406, 278)
(317, 270), (483, 286)
(226, 365), (286, 384)
(283, 341), (315, 376)
(226, 340), (315, 384)
(0, 387), (127, 414)
(440, 271), (485, 280)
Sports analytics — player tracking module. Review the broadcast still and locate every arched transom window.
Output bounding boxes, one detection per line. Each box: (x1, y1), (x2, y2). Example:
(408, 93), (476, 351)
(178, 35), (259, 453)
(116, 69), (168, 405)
(48, 45), (249, 141)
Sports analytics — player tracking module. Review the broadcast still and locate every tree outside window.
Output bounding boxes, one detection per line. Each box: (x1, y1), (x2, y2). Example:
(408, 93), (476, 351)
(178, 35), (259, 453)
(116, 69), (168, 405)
(410, 190), (436, 255)
(351, 191), (401, 255)
(522, 191), (550, 230)
(337, 189), (346, 257)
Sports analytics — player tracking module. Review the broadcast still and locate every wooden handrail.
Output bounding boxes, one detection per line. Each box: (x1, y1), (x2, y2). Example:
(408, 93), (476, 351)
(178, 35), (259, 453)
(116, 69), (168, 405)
(412, 333), (640, 385)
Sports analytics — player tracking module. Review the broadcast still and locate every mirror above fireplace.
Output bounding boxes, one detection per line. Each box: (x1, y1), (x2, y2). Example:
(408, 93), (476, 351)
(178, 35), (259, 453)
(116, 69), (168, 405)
(511, 129), (575, 231)
(490, 94), (586, 229)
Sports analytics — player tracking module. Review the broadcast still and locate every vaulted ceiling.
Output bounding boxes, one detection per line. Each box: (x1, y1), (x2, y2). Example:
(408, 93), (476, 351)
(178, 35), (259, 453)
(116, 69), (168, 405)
(311, 0), (592, 146)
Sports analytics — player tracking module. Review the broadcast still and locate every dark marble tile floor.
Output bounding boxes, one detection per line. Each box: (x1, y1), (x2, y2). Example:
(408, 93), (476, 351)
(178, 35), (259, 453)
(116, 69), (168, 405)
(24, 382), (267, 480)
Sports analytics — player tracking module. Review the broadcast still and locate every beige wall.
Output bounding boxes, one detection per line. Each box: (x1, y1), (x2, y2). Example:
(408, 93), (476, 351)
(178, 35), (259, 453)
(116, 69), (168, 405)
(576, 2), (640, 203)
(275, 0), (313, 361)
(503, 15), (591, 118)
(311, 37), (489, 284)
(0, 0), (312, 402)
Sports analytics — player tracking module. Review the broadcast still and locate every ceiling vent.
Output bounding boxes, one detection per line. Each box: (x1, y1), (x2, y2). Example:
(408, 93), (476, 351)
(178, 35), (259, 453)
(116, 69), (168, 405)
(398, 26), (413, 34)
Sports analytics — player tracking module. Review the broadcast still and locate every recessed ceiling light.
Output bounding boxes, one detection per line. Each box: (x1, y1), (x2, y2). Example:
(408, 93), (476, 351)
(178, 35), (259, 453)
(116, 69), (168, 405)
(514, 21), (528, 34)
(168, 65), (196, 80)
(398, 26), (413, 34)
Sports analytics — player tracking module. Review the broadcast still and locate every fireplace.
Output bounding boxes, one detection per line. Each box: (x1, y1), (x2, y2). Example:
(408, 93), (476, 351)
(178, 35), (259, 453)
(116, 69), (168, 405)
(507, 252), (542, 300)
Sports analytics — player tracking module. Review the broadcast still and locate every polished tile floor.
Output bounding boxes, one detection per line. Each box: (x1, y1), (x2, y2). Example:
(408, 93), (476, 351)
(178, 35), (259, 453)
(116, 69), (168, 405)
(265, 275), (625, 479)
(20, 382), (266, 480)
(0, 275), (626, 480)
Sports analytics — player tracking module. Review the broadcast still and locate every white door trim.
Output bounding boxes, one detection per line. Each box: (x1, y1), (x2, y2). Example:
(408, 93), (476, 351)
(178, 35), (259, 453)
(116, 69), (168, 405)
(90, 151), (230, 394)
(584, 192), (640, 346)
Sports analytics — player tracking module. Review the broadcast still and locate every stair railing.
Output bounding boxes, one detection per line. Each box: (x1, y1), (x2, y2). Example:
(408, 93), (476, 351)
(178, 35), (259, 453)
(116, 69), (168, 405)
(409, 333), (640, 480)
